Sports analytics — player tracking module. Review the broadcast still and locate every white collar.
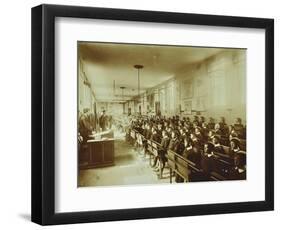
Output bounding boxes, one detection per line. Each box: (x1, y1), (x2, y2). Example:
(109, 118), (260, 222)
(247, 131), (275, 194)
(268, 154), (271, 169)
(233, 147), (240, 152)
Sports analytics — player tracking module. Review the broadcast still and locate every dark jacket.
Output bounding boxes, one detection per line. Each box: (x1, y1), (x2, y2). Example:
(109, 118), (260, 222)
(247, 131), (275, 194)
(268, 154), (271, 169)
(168, 138), (181, 153)
(213, 144), (225, 154)
(99, 114), (107, 131)
(160, 136), (170, 150)
(151, 132), (161, 143)
(183, 148), (201, 166)
(208, 122), (215, 130)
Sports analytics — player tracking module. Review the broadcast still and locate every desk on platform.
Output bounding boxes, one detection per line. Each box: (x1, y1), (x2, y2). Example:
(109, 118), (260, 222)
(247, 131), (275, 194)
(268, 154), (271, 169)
(79, 130), (115, 169)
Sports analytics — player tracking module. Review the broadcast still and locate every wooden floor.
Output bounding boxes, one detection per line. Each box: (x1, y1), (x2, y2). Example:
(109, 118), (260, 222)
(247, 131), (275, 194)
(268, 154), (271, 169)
(78, 132), (171, 187)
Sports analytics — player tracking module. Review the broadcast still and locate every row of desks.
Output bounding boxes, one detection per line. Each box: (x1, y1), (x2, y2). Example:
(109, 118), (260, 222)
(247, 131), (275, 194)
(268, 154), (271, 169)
(129, 129), (245, 182)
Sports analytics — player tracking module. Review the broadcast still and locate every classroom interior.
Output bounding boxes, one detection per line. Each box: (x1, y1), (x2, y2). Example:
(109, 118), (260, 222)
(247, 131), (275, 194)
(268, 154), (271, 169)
(78, 42), (246, 187)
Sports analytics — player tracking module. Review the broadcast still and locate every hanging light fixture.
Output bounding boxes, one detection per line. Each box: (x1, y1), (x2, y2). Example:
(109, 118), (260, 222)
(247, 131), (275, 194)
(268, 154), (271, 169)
(120, 86), (126, 102)
(134, 65), (144, 100)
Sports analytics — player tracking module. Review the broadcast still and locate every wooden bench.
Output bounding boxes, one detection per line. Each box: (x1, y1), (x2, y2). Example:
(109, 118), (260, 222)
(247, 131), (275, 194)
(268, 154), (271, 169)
(167, 150), (203, 183)
(212, 153), (232, 179)
(210, 171), (227, 181)
(130, 129), (136, 144)
(167, 149), (235, 182)
(151, 141), (160, 157)
(136, 133), (144, 147)
(134, 132), (159, 160)
(146, 139), (156, 165)
(147, 140), (153, 153)
(222, 145), (230, 155)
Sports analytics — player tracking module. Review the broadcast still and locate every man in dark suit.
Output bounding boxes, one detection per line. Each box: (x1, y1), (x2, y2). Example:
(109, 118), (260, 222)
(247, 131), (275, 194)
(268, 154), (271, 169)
(208, 117), (215, 130)
(142, 124), (152, 157)
(193, 115), (199, 124)
(159, 130), (170, 152)
(212, 135), (225, 154)
(168, 130), (181, 153)
(233, 118), (245, 139)
(201, 142), (215, 178)
(234, 117), (243, 129)
(199, 116), (205, 127)
(219, 117), (228, 136)
(153, 131), (170, 176)
(144, 124), (152, 140)
(201, 122), (209, 142)
(79, 108), (92, 143)
(150, 126), (161, 143)
(99, 110), (107, 131)
(156, 124), (163, 142)
(158, 130), (170, 178)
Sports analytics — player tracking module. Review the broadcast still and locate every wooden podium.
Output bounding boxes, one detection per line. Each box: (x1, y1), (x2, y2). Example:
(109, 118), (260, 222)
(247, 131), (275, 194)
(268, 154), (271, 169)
(79, 130), (115, 169)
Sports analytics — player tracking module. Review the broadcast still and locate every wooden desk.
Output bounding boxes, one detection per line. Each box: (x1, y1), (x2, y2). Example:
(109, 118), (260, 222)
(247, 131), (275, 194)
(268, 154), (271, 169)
(79, 138), (115, 169)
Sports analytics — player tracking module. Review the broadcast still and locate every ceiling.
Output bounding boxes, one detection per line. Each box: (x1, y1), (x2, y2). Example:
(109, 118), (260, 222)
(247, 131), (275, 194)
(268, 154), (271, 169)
(79, 42), (223, 102)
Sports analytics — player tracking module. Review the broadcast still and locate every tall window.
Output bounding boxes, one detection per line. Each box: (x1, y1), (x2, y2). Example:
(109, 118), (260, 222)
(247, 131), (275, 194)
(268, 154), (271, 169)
(167, 81), (175, 113)
(159, 88), (165, 113)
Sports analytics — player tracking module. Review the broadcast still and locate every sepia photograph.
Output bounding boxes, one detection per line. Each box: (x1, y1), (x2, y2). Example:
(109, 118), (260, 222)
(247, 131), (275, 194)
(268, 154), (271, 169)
(31, 4), (274, 225)
(77, 42), (246, 187)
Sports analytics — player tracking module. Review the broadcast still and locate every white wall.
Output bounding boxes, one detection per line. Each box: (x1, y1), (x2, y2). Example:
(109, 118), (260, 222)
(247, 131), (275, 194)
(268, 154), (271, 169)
(97, 102), (124, 115)
(0, 0), (279, 229)
(132, 50), (246, 124)
(78, 60), (124, 116)
(176, 50), (246, 124)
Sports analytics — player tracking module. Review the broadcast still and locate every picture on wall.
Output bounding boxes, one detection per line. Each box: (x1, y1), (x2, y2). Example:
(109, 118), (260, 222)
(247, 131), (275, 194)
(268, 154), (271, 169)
(183, 99), (193, 115)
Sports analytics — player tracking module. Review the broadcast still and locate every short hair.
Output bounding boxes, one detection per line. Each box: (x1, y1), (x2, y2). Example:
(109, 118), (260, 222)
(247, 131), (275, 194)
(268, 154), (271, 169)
(83, 108), (90, 113)
(230, 137), (240, 146)
(214, 123), (221, 129)
(173, 130), (179, 137)
(162, 130), (168, 136)
(213, 135), (220, 141)
(195, 127), (201, 132)
(205, 142), (215, 152)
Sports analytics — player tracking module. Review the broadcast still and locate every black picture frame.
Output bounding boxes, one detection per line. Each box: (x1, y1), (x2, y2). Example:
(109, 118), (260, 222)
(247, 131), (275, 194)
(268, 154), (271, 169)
(31, 4), (274, 225)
